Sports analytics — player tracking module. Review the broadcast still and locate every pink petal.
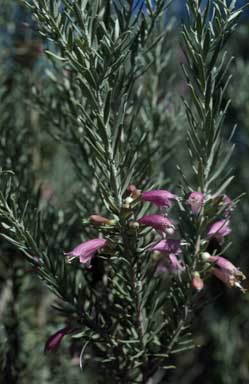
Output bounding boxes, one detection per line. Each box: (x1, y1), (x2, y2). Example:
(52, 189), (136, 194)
(141, 189), (178, 208)
(138, 214), (175, 233)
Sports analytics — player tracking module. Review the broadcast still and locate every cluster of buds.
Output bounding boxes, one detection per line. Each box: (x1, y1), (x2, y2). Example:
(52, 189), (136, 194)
(131, 188), (245, 292)
(186, 192), (245, 293)
(63, 188), (244, 290)
(186, 192), (234, 218)
(135, 189), (183, 273)
(56, 188), (245, 354)
(186, 192), (233, 244)
(137, 189), (179, 233)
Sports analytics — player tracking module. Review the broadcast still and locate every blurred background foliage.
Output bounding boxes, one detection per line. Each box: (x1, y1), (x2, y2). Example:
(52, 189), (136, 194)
(0, 0), (249, 383)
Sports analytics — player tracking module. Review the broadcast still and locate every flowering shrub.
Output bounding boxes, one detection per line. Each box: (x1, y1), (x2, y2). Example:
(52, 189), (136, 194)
(0, 1), (247, 383)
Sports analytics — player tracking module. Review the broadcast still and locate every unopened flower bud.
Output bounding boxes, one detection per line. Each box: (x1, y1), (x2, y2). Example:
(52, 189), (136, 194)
(108, 220), (116, 225)
(129, 221), (140, 229)
(192, 272), (204, 291)
(89, 215), (115, 225)
(124, 196), (134, 205)
(200, 240), (208, 246)
(44, 327), (74, 353)
(152, 251), (161, 261)
(165, 227), (175, 235)
(122, 203), (131, 209)
(201, 252), (211, 261)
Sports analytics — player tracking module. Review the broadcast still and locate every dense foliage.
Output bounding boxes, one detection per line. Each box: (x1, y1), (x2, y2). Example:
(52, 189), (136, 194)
(0, 1), (249, 383)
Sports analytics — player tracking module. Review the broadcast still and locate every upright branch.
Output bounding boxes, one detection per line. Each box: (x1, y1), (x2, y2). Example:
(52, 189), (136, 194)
(182, 0), (244, 193)
(179, 0), (246, 294)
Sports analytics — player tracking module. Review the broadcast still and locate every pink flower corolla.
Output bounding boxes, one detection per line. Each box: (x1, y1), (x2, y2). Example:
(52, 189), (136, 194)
(186, 192), (204, 215)
(44, 326), (73, 353)
(207, 219), (231, 243)
(64, 238), (107, 267)
(167, 254), (184, 272)
(141, 189), (178, 208)
(138, 214), (175, 234)
(151, 239), (183, 274)
(151, 239), (181, 255)
(207, 255), (246, 292)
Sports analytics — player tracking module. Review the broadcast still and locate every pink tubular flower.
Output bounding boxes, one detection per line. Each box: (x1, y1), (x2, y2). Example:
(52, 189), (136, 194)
(207, 219), (231, 243)
(138, 214), (175, 234)
(44, 327), (73, 353)
(64, 238), (107, 267)
(151, 239), (181, 255)
(207, 256), (246, 292)
(168, 254), (184, 272)
(151, 239), (183, 274)
(186, 192), (204, 215)
(141, 189), (178, 208)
